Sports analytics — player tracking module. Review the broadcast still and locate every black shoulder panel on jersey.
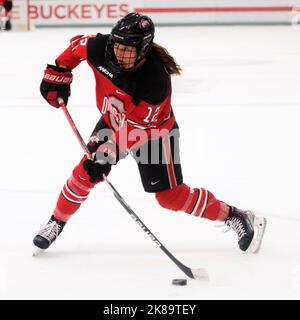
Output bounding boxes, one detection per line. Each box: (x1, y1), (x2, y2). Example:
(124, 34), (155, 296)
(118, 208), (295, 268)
(133, 54), (171, 106)
(87, 34), (136, 96)
(87, 33), (109, 69)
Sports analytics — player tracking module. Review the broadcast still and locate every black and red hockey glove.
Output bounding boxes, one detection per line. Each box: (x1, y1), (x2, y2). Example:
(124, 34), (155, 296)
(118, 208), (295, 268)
(83, 140), (118, 183)
(40, 64), (73, 108)
(83, 159), (111, 183)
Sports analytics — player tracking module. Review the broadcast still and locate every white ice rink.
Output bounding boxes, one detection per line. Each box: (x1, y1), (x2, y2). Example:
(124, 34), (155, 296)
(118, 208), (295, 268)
(1, 25), (300, 300)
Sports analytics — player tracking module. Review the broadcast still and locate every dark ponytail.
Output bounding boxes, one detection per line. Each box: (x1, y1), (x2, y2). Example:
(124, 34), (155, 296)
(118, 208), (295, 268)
(151, 42), (182, 75)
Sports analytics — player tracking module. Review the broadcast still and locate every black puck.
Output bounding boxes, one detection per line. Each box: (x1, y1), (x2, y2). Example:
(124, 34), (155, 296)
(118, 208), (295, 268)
(172, 279), (187, 286)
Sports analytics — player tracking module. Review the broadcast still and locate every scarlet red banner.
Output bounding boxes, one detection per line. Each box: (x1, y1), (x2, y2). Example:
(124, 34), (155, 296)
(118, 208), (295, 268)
(11, 0), (297, 27)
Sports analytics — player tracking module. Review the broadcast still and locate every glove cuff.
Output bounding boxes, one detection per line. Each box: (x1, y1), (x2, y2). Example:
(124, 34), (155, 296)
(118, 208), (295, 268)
(44, 65), (73, 85)
(47, 64), (72, 73)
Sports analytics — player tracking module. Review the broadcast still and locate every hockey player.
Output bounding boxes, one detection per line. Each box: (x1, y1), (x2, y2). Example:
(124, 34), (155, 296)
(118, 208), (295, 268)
(33, 12), (266, 255)
(0, 0), (12, 30)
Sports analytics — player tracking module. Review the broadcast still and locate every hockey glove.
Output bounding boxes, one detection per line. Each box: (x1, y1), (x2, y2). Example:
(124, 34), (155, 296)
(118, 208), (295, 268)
(40, 64), (73, 108)
(83, 140), (117, 183)
(82, 159), (111, 183)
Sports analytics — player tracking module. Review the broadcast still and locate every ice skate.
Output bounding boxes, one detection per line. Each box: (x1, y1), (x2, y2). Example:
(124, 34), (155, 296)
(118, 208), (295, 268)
(225, 207), (267, 253)
(248, 215), (267, 253)
(33, 215), (66, 256)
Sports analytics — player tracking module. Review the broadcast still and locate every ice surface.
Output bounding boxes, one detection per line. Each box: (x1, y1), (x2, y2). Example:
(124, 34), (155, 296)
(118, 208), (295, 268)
(0, 26), (300, 300)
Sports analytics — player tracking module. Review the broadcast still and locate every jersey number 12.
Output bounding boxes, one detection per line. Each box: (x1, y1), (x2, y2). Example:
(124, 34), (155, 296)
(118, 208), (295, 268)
(144, 106), (160, 123)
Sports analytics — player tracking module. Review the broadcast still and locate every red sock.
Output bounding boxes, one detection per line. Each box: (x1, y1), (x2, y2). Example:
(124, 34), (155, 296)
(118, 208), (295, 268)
(156, 184), (230, 221)
(53, 156), (99, 222)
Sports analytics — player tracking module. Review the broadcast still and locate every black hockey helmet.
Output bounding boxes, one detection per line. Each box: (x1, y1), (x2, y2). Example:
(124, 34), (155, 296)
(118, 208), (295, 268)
(105, 12), (155, 73)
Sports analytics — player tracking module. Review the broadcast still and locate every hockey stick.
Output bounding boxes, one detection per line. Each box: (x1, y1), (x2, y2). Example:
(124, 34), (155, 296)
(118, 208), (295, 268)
(58, 98), (208, 280)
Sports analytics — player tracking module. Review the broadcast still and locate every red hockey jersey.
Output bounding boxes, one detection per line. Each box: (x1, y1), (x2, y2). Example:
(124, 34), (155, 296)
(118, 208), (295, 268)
(56, 34), (176, 152)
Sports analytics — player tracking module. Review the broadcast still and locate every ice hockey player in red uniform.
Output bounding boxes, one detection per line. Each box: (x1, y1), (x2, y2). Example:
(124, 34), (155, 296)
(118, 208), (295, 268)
(0, 0), (12, 30)
(33, 12), (266, 255)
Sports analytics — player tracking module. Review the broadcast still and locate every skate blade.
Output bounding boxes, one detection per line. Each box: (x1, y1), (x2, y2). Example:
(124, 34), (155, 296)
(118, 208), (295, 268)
(249, 216), (267, 254)
(192, 268), (209, 281)
(32, 246), (45, 257)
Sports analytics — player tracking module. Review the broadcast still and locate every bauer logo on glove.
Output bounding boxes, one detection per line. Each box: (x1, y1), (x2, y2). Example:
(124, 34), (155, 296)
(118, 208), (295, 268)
(40, 64), (73, 108)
